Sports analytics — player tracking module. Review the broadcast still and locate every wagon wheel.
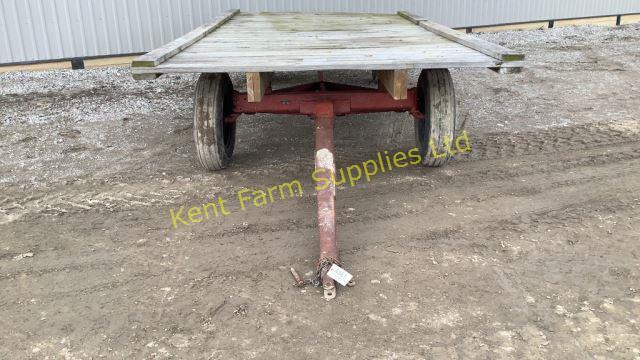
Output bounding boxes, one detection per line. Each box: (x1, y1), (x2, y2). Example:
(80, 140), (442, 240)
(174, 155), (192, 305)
(193, 73), (236, 171)
(414, 69), (456, 167)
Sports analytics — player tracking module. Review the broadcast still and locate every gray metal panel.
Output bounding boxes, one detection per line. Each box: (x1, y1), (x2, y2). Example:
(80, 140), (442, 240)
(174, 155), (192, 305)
(1, 0), (639, 64)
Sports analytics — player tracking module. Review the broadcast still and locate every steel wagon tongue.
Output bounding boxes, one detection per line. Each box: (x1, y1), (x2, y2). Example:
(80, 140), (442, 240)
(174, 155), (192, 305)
(132, 9), (524, 300)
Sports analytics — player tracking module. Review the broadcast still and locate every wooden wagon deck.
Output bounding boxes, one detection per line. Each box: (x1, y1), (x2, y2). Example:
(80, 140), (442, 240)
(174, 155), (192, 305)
(131, 10), (524, 77)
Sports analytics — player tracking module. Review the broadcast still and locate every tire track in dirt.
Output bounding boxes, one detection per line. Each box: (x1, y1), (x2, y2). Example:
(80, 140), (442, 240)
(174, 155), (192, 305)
(3, 122), (639, 239)
(181, 152), (640, 248)
(230, 120), (640, 183)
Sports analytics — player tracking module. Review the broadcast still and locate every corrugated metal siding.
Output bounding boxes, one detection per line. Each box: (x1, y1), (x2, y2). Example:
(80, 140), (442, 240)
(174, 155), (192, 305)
(1, 0), (639, 64)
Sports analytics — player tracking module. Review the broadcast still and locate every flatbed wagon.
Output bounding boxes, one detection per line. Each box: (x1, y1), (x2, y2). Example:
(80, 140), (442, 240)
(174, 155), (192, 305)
(132, 10), (524, 300)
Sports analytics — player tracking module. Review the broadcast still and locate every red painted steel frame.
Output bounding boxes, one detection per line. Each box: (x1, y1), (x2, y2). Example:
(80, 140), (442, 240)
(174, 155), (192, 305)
(231, 81), (423, 119)
(314, 102), (339, 300)
(230, 79), (422, 300)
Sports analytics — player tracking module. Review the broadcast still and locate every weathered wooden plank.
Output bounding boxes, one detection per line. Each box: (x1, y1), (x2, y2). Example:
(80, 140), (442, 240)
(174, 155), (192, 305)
(397, 11), (525, 62)
(189, 36), (452, 50)
(175, 47), (491, 61)
(166, 53), (495, 68)
(377, 70), (408, 100)
(131, 9), (239, 68)
(246, 72), (273, 102)
(131, 57), (504, 74)
(182, 39), (460, 53)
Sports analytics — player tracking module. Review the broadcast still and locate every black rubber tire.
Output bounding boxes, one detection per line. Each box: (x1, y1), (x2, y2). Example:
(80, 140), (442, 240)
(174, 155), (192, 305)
(414, 69), (456, 167)
(193, 73), (236, 171)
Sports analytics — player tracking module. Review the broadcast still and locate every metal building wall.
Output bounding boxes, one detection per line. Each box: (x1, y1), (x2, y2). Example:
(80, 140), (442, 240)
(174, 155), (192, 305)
(1, 0), (639, 64)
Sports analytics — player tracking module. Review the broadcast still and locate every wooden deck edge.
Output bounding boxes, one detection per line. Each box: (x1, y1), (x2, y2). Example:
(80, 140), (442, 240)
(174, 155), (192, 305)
(397, 11), (525, 62)
(397, 11), (426, 24)
(127, 60), (515, 73)
(131, 9), (239, 70)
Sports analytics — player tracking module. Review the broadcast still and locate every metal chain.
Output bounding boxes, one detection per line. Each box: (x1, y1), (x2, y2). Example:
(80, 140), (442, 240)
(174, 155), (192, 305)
(311, 256), (341, 287)
(291, 257), (341, 288)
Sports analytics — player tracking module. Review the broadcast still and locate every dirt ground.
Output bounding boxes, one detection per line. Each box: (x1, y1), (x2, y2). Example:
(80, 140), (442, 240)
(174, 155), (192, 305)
(1, 24), (640, 359)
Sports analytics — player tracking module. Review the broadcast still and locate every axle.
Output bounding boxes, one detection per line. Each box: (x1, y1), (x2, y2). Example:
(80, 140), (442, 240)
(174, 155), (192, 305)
(231, 80), (424, 119)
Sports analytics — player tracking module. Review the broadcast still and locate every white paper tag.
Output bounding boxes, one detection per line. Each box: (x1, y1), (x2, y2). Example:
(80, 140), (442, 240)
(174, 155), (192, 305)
(326, 264), (353, 286)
